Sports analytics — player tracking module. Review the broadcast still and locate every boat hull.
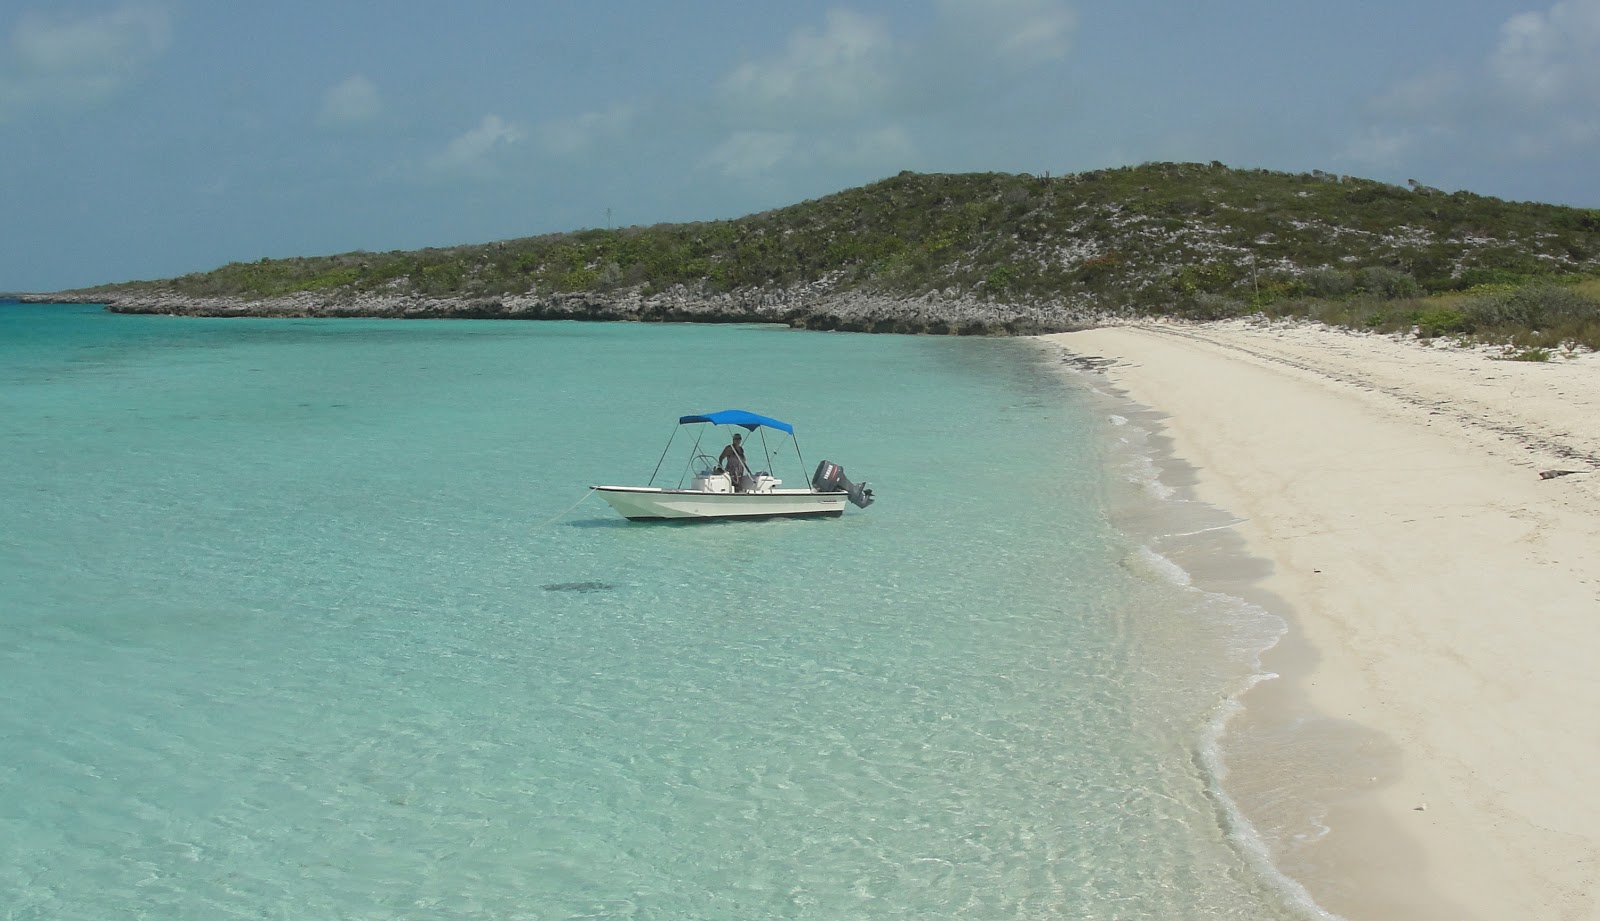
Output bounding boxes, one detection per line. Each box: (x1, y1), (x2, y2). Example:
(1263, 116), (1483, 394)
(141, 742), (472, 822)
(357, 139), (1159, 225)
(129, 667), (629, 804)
(593, 486), (847, 521)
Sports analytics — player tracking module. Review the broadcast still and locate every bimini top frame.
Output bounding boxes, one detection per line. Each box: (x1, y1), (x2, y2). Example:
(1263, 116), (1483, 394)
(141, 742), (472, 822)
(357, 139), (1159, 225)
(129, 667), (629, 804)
(648, 409), (806, 488)
(675, 410), (794, 434)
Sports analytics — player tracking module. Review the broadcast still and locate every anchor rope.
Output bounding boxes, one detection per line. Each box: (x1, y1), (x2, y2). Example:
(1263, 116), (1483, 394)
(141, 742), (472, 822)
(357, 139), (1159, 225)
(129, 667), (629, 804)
(538, 487), (598, 527)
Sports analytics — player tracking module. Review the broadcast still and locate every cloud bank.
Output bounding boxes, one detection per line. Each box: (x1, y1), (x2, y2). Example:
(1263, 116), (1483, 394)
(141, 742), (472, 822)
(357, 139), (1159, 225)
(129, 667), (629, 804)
(427, 114), (526, 177)
(0, 4), (171, 123)
(705, 0), (1077, 180)
(1349, 0), (1600, 169)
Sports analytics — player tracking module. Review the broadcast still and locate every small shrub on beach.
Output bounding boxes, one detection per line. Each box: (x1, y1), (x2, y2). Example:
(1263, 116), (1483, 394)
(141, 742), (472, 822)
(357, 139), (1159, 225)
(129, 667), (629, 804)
(1500, 347), (1551, 361)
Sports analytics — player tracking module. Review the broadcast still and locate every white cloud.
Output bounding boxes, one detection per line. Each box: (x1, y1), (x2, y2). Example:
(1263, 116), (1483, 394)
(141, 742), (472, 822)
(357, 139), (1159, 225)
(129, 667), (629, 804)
(319, 74), (381, 126)
(822, 125), (917, 168)
(1350, 0), (1600, 169)
(705, 130), (798, 179)
(1503, 114), (1600, 158)
(936, 0), (1075, 63)
(538, 102), (634, 156)
(0, 4), (171, 122)
(718, 9), (897, 122)
(1369, 67), (1465, 119)
(704, 2), (1074, 176)
(1491, 0), (1600, 105)
(428, 114), (526, 176)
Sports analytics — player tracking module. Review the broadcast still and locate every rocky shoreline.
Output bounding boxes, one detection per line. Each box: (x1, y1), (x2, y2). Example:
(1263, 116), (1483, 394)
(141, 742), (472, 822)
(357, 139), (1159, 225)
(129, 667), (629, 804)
(19, 284), (1103, 335)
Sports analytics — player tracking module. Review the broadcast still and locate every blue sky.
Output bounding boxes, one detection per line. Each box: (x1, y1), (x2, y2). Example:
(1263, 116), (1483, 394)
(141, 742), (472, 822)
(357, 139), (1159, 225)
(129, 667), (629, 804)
(4, 0), (1599, 291)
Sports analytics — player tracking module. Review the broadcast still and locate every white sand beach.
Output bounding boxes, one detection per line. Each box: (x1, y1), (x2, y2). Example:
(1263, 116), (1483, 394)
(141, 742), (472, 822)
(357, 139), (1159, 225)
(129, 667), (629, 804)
(1043, 322), (1600, 921)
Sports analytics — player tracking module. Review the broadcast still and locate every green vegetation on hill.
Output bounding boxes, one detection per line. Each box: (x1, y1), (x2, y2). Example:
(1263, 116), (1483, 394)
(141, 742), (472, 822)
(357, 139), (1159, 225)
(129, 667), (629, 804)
(89, 162), (1600, 346)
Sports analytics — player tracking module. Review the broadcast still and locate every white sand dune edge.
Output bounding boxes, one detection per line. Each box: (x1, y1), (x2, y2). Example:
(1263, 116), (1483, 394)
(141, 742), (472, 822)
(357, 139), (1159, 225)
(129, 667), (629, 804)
(1041, 321), (1600, 921)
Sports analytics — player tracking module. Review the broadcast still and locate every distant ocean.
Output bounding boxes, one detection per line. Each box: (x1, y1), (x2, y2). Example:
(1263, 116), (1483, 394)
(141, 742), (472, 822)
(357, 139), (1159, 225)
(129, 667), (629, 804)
(0, 303), (1326, 919)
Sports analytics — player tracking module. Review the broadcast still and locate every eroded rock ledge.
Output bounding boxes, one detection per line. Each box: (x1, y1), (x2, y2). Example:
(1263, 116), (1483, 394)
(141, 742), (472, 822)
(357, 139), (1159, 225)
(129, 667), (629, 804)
(28, 285), (1102, 335)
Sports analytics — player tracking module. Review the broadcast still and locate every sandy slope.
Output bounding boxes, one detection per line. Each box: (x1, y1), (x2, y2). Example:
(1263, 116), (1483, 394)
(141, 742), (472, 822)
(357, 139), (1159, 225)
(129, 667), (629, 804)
(1042, 321), (1600, 921)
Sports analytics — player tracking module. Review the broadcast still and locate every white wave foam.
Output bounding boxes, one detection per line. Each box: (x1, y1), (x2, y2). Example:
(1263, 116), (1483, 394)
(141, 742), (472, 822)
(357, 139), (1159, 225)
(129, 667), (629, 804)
(1178, 588), (1339, 920)
(1134, 544), (1192, 587)
(1134, 540), (1337, 918)
(1124, 453), (1175, 499)
(1198, 677), (1348, 921)
(1164, 517), (1247, 539)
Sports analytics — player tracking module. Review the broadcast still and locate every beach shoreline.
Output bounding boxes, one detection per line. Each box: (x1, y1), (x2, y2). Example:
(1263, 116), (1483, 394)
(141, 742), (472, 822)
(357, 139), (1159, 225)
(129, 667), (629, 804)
(1041, 321), (1600, 921)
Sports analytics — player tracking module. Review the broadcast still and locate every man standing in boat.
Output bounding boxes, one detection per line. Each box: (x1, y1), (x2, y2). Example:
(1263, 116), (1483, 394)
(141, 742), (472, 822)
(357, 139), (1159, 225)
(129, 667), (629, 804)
(718, 433), (749, 492)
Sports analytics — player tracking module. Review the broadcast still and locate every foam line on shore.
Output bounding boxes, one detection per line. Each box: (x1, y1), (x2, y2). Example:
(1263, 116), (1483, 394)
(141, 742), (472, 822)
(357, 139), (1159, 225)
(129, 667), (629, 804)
(1082, 368), (1335, 920)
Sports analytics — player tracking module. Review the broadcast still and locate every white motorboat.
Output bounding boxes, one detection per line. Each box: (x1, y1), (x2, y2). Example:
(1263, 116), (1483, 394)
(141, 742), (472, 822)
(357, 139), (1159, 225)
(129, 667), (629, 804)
(594, 410), (874, 521)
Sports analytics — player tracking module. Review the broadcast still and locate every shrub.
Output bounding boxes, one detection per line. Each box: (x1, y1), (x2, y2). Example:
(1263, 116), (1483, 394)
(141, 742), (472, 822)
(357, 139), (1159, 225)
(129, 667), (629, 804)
(1501, 347), (1551, 361)
(1460, 283), (1594, 330)
(1357, 266), (1421, 299)
(1457, 266), (1533, 289)
(1300, 267), (1355, 298)
(984, 265), (1015, 296)
(1415, 307), (1471, 337)
(1174, 293), (1246, 320)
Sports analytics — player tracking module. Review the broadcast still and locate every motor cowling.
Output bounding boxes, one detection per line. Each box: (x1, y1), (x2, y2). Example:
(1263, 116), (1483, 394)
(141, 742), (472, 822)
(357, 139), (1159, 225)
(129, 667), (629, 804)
(812, 460), (874, 509)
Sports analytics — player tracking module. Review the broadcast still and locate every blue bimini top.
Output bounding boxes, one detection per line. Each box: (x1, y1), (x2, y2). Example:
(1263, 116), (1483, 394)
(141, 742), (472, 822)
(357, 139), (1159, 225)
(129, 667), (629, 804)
(677, 410), (794, 435)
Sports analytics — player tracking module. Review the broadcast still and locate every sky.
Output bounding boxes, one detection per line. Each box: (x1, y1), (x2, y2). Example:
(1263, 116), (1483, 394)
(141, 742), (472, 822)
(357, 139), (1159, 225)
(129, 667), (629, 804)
(3, 0), (1599, 292)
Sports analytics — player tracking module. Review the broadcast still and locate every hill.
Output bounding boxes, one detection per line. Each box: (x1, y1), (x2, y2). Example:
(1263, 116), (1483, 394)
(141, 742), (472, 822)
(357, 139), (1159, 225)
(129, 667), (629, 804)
(56, 162), (1600, 345)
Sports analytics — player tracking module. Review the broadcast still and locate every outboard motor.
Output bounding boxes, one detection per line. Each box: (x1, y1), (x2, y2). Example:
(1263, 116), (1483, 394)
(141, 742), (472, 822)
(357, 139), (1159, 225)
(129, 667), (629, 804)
(812, 460), (874, 509)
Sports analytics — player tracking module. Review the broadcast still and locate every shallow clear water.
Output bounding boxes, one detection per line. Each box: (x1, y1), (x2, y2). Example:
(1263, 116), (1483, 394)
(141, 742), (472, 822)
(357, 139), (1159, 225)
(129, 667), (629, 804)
(0, 305), (1316, 919)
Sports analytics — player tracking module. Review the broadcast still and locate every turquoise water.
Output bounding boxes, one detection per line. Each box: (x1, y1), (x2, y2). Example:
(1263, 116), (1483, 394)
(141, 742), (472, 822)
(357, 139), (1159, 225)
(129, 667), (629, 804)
(0, 304), (1316, 919)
